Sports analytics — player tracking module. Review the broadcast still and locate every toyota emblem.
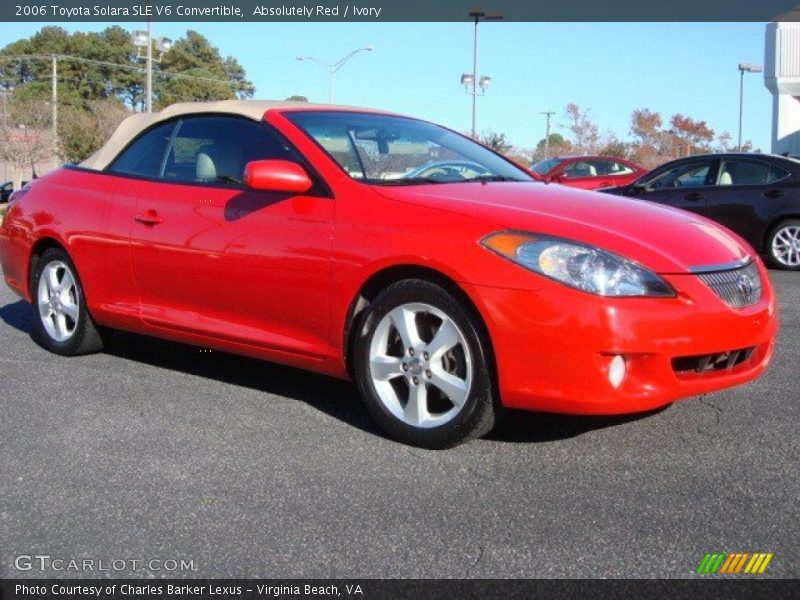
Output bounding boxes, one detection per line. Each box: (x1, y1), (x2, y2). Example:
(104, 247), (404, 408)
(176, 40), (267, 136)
(736, 273), (754, 297)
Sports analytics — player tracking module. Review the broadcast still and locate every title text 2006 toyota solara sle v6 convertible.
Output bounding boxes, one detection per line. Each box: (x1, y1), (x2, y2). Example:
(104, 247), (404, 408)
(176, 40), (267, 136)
(0, 101), (778, 447)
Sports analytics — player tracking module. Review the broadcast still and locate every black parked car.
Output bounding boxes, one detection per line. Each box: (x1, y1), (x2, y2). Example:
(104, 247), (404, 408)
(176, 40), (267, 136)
(602, 154), (800, 270)
(0, 181), (12, 203)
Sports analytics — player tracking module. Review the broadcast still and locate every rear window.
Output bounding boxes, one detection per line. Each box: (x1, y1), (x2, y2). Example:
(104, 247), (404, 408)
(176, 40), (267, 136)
(530, 158), (564, 175)
(107, 122), (174, 179)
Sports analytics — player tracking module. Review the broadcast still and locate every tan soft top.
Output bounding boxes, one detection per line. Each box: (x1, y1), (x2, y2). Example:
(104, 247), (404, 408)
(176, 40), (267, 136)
(79, 99), (378, 171)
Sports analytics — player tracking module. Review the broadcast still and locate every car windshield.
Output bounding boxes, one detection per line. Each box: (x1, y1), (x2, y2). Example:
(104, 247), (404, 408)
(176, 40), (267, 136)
(285, 111), (532, 185)
(530, 158), (564, 175)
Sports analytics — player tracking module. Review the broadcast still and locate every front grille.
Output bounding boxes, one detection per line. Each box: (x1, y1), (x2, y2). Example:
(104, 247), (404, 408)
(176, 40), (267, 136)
(672, 347), (755, 374)
(695, 260), (762, 308)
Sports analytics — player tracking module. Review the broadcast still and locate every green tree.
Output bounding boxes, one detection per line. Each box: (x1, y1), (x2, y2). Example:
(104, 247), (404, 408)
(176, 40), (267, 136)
(479, 129), (513, 155)
(0, 27), (255, 161)
(155, 30), (254, 109)
(0, 27), (254, 111)
(536, 133), (571, 153)
(598, 137), (629, 159)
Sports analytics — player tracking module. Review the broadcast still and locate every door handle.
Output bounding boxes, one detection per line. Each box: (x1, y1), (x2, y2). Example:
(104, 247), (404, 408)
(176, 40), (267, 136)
(684, 192), (705, 201)
(134, 210), (162, 226)
(763, 189), (784, 198)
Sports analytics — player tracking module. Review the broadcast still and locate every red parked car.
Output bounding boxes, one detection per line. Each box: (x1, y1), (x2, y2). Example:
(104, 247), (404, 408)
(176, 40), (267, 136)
(0, 101), (777, 447)
(530, 155), (647, 190)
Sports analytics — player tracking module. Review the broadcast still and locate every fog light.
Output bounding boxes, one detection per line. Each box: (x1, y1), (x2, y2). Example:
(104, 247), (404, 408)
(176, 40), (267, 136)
(608, 355), (626, 388)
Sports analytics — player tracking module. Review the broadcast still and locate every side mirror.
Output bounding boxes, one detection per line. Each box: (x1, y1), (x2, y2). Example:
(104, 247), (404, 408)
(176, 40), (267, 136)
(552, 173), (566, 183)
(244, 160), (313, 194)
(631, 183), (647, 194)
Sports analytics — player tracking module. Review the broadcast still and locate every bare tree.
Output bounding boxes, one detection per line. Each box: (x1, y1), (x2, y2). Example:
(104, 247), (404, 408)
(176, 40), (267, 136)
(58, 100), (129, 163)
(669, 113), (714, 154)
(715, 131), (755, 153)
(715, 131), (733, 153)
(628, 107), (672, 168)
(0, 96), (54, 187)
(564, 103), (599, 154)
(630, 108), (663, 147)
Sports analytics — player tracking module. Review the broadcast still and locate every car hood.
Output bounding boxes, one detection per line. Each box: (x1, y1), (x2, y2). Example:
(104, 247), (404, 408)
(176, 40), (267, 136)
(374, 182), (750, 274)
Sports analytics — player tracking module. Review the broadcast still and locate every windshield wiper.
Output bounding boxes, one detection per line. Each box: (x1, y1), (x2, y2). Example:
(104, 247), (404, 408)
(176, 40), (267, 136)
(466, 175), (522, 183)
(370, 177), (454, 186)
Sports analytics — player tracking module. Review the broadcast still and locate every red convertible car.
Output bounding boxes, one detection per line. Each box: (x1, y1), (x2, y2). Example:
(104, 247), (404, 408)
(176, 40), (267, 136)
(530, 155), (647, 190)
(0, 101), (777, 447)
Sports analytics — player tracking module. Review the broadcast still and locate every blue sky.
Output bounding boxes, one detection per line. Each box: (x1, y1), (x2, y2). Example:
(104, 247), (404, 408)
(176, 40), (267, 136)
(0, 21), (773, 151)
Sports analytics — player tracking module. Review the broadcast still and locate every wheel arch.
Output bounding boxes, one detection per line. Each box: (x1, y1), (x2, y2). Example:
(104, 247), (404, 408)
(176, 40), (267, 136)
(28, 236), (71, 296)
(763, 214), (800, 252)
(342, 264), (497, 383)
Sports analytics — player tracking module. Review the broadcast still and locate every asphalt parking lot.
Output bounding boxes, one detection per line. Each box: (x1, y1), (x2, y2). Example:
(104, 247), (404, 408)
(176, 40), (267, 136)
(0, 270), (797, 579)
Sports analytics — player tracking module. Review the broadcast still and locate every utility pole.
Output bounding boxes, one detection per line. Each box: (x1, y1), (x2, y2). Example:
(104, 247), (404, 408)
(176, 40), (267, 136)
(541, 111), (555, 158)
(146, 19), (153, 112)
(1, 88), (8, 183)
(51, 54), (58, 167)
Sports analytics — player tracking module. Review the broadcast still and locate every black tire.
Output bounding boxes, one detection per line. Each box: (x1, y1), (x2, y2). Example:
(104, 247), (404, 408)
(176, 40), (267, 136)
(353, 279), (501, 449)
(30, 247), (104, 356)
(766, 219), (800, 270)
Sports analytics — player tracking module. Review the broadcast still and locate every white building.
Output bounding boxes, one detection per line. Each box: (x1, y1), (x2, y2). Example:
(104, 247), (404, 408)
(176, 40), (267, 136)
(765, 20), (800, 155)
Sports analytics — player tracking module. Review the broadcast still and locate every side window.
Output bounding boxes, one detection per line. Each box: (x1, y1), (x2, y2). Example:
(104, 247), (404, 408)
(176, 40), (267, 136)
(588, 160), (611, 176)
(608, 161), (635, 176)
(563, 161), (597, 178)
(767, 164), (790, 184)
(717, 160), (770, 186)
(162, 116), (296, 185)
(649, 162), (710, 190)
(107, 122), (175, 178)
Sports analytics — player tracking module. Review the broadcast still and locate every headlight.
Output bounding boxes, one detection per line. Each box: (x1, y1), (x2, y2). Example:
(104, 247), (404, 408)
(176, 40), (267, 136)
(481, 232), (674, 297)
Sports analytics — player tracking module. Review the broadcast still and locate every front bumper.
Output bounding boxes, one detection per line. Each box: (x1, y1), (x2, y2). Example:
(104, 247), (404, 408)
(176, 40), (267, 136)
(464, 260), (777, 415)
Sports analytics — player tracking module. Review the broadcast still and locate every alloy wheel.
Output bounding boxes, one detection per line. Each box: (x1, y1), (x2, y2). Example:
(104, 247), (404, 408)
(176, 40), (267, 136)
(368, 302), (473, 429)
(771, 224), (800, 268)
(37, 260), (79, 342)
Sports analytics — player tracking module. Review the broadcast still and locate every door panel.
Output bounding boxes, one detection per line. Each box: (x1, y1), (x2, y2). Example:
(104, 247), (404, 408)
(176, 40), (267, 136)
(641, 187), (711, 213)
(555, 160), (599, 189)
(129, 181), (333, 358)
(638, 160), (716, 215)
(122, 114), (334, 359)
(703, 159), (795, 250)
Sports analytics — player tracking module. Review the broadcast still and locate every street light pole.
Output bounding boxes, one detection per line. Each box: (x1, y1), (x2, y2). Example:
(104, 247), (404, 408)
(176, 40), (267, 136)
(541, 110), (555, 158)
(328, 64), (334, 104)
(51, 54), (58, 165)
(131, 24), (172, 113)
(146, 19), (153, 113)
(737, 62), (763, 151)
(471, 13), (479, 139)
(296, 46), (374, 104)
(465, 10), (503, 139)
